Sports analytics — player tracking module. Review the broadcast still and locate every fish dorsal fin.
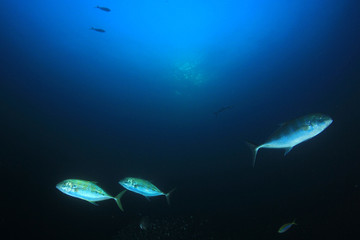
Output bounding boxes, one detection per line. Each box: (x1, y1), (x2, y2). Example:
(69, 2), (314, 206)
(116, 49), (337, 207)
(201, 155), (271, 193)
(284, 147), (293, 156)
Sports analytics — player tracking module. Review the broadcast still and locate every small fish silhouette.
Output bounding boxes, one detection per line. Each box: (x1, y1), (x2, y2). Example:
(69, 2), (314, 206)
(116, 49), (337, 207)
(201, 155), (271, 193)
(90, 27), (105, 33)
(96, 6), (111, 12)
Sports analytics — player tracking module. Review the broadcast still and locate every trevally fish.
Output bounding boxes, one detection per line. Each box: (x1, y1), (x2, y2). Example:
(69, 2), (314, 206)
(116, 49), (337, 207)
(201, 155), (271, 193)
(278, 219), (297, 233)
(247, 113), (333, 167)
(119, 177), (175, 204)
(95, 6), (111, 12)
(90, 27), (106, 33)
(56, 179), (126, 211)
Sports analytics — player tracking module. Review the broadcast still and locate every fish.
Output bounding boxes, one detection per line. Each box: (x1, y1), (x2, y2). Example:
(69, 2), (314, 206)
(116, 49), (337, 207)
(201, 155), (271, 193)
(278, 219), (297, 233)
(119, 177), (175, 204)
(56, 179), (126, 211)
(214, 105), (233, 117)
(90, 27), (106, 33)
(96, 6), (111, 12)
(247, 113), (333, 167)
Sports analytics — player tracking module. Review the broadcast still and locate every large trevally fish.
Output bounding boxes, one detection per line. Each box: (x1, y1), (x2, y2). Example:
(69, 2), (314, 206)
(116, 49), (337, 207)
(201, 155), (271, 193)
(56, 179), (126, 211)
(119, 177), (175, 204)
(247, 113), (333, 167)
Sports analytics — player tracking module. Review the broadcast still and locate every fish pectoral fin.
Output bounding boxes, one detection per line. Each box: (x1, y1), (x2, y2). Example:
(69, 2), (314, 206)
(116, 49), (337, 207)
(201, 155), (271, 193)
(284, 147), (293, 156)
(145, 196), (151, 202)
(88, 201), (99, 206)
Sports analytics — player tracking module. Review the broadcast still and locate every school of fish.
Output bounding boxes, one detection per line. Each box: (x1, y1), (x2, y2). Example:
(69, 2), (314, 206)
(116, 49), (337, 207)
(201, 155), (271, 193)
(56, 3), (334, 236)
(57, 112), (332, 234)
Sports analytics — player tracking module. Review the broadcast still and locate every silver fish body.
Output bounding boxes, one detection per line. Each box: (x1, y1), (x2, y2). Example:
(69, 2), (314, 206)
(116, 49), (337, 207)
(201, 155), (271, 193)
(56, 179), (126, 211)
(248, 113), (333, 167)
(278, 219), (297, 233)
(119, 177), (175, 204)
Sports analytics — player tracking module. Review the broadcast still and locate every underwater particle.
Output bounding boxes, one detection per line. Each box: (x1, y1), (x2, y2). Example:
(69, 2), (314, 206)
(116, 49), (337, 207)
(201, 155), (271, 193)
(278, 219), (297, 233)
(114, 215), (214, 240)
(139, 216), (150, 231)
(90, 27), (106, 33)
(213, 105), (233, 118)
(56, 179), (126, 211)
(95, 6), (111, 12)
(246, 113), (333, 167)
(119, 177), (175, 205)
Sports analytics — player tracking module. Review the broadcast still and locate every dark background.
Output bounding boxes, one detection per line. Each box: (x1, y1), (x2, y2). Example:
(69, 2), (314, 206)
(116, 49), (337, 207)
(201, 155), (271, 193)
(1, 0), (360, 239)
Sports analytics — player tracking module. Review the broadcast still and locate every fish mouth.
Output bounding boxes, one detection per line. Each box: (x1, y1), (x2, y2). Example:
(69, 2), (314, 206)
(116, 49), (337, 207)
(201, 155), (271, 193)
(56, 181), (65, 191)
(318, 114), (333, 126)
(118, 179), (127, 185)
(325, 117), (333, 126)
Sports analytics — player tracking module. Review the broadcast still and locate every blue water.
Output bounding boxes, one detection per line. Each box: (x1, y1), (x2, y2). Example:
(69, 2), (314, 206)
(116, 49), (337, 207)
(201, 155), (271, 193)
(1, 0), (360, 239)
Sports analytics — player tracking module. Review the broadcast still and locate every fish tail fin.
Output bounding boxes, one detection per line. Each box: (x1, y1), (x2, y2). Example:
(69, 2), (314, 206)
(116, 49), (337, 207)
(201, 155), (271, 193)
(245, 141), (260, 168)
(165, 188), (176, 205)
(114, 190), (126, 211)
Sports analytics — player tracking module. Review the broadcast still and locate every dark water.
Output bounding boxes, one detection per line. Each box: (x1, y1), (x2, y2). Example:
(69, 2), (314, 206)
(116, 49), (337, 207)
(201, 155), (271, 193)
(1, 0), (360, 239)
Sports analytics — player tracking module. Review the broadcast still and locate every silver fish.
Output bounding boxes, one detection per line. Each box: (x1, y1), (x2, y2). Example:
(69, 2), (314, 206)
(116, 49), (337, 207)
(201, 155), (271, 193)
(119, 177), (175, 204)
(247, 113), (333, 167)
(56, 179), (126, 211)
(278, 219), (297, 233)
